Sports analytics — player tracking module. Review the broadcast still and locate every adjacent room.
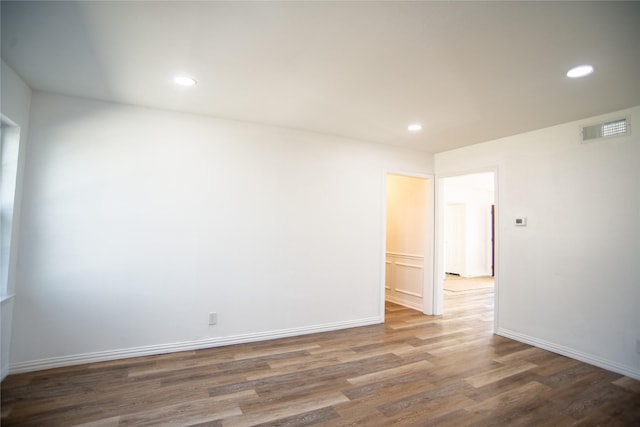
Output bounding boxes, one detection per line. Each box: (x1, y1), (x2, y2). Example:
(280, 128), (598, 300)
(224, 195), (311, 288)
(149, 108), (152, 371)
(442, 172), (495, 294)
(1, 1), (639, 425)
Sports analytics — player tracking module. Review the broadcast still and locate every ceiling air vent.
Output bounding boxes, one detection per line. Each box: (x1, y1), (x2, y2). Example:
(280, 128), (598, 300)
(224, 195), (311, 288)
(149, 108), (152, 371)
(582, 117), (630, 143)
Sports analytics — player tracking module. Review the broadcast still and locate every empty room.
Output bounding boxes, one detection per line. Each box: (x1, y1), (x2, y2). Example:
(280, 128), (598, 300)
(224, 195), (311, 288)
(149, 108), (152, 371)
(1, 1), (639, 425)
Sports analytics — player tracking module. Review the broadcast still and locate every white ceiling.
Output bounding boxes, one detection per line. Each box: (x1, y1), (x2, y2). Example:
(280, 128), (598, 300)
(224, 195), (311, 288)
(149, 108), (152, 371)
(2, 1), (639, 153)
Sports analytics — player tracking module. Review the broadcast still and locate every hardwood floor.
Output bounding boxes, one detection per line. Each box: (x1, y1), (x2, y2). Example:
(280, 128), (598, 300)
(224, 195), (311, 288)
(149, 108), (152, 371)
(2, 288), (639, 426)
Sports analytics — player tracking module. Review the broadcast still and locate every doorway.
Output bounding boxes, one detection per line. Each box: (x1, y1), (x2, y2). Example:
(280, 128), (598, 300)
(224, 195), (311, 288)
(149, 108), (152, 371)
(383, 173), (434, 315)
(434, 170), (497, 322)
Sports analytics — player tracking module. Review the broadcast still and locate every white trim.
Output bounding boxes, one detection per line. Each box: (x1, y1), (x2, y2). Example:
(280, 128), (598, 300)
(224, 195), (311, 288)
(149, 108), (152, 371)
(393, 261), (424, 297)
(1, 294), (15, 304)
(0, 114), (19, 127)
(380, 170), (388, 323)
(384, 294), (423, 312)
(497, 328), (640, 381)
(386, 252), (424, 261)
(385, 261), (392, 290)
(9, 317), (382, 375)
(433, 177), (445, 315)
(492, 169), (500, 333)
(395, 288), (422, 298)
(423, 176), (436, 315)
(394, 262), (422, 270)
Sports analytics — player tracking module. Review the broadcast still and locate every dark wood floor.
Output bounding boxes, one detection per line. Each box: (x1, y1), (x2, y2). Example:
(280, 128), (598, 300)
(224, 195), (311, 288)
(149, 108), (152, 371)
(2, 288), (639, 426)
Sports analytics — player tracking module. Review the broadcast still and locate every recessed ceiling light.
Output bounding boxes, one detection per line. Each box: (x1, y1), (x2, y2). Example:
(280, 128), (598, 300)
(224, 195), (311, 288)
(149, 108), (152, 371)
(408, 124), (423, 132)
(566, 65), (594, 79)
(174, 75), (197, 86)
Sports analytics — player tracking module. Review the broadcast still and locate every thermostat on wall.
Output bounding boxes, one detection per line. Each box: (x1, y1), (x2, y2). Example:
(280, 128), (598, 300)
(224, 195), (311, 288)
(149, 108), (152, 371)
(515, 217), (527, 226)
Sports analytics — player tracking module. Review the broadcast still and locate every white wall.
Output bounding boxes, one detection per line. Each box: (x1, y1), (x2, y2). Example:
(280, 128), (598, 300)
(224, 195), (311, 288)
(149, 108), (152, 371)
(386, 175), (428, 256)
(435, 106), (640, 379)
(0, 60), (32, 380)
(10, 91), (433, 371)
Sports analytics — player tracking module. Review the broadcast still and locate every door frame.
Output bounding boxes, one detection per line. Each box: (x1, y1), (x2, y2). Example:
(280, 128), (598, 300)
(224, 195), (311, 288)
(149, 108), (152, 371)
(434, 167), (499, 331)
(381, 170), (435, 320)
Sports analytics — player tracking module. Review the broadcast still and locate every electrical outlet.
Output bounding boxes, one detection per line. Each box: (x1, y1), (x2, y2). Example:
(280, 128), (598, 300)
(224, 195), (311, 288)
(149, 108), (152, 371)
(209, 312), (217, 325)
(636, 339), (640, 354)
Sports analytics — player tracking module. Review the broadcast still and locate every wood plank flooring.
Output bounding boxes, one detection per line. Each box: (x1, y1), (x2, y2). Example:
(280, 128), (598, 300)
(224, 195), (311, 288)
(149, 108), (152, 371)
(2, 288), (639, 426)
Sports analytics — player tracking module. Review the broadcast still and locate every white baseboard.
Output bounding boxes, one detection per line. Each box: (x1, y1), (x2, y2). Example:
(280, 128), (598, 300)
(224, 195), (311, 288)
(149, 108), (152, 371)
(385, 295), (423, 312)
(497, 328), (640, 381)
(9, 317), (382, 375)
(1, 363), (9, 382)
